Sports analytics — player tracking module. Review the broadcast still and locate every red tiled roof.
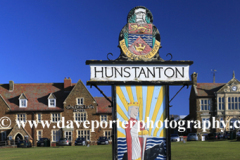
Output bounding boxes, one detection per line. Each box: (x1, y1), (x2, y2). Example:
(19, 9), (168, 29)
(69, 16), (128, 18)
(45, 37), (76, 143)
(94, 97), (112, 114)
(0, 83), (75, 111)
(196, 83), (225, 96)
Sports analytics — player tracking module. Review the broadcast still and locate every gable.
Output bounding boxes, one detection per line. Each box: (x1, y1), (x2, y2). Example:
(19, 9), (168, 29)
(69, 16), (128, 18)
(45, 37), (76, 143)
(217, 78), (240, 93)
(63, 80), (95, 105)
(196, 83), (225, 97)
(19, 93), (27, 100)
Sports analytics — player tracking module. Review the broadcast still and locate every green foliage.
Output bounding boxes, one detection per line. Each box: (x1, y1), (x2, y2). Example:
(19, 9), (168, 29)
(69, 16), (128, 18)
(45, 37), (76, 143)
(145, 16), (150, 24)
(128, 14), (136, 23)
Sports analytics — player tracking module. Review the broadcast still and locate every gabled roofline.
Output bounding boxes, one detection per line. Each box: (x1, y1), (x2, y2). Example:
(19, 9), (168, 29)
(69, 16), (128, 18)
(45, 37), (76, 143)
(217, 77), (240, 93)
(0, 94), (11, 109)
(19, 93), (27, 100)
(63, 80), (96, 104)
(48, 93), (56, 99)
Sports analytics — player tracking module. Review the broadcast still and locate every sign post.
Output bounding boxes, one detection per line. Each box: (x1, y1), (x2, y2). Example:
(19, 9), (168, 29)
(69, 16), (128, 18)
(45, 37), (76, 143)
(86, 6), (193, 160)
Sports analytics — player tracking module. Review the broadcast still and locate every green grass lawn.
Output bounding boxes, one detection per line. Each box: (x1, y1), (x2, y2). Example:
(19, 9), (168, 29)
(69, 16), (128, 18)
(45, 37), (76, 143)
(0, 145), (112, 160)
(0, 141), (239, 160)
(171, 140), (240, 160)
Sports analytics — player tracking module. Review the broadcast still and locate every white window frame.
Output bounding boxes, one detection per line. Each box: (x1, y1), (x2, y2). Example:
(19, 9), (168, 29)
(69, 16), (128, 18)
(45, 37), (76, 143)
(228, 97), (240, 110)
(37, 130), (43, 141)
(74, 111), (87, 122)
(51, 113), (61, 123)
(200, 99), (211, 111)
(48, 99), (56, 107)
(77, 129), (90, 141)
(36, 113), (42, 123)
(202, 118), (210, 128)
(19, 99), (27, 108)
(16, 113), (27, 122)
(220, 118), (224, 128)
(100, 115), (108, 122)
(52, 130), (61, 142)
(65, 131), (72, 141)
(76, 97), (84, 105)
(104, 130), (112, 141)
(218, 97), (225, 110)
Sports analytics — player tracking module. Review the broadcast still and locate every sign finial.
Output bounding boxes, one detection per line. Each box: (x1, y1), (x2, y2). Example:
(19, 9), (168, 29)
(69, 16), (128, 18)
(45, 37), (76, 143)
(117, 6), (162, 61)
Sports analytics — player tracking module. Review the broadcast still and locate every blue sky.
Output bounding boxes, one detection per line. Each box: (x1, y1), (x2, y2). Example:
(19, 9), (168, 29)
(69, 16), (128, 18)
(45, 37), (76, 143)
(1, 0), (240, 115)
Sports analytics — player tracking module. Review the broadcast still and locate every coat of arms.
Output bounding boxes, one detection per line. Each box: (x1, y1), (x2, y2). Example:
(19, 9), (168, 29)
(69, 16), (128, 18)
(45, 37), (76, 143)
(119, 6), (161, 61)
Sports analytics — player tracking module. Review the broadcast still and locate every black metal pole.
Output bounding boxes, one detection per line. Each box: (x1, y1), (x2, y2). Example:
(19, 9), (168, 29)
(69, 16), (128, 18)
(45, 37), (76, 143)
(111, 85), (117, 160)
(166, 85), (171, 160)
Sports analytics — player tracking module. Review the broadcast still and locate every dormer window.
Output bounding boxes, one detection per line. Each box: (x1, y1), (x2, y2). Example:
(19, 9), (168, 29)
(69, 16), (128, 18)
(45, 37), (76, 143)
(19, 93), (27, 108)
(48, 93), (56, 107)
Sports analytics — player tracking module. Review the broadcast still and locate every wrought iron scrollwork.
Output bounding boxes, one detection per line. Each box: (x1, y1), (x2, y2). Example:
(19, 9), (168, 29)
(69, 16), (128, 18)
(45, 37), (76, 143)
(107, 53), (113, 61)
(166, 53), (173, 61)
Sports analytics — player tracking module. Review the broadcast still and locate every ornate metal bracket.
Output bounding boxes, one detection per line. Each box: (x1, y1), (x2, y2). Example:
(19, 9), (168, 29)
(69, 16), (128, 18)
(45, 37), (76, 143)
(169, 84), (189, 105)
(90, 85), (112, 104)
(166, 53), (173, 61)
(107, 53), (113, 61)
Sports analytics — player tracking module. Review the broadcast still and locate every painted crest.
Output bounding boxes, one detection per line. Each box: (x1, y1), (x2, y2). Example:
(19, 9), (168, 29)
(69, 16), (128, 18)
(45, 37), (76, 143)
(119, 6), (161, 61)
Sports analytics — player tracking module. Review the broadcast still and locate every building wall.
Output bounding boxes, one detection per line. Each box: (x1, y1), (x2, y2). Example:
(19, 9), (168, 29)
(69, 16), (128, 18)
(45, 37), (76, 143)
(0, 81), (113, 146)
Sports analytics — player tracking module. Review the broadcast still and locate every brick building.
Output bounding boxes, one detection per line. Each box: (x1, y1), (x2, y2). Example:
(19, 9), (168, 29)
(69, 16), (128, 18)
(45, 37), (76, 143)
(189, 72), (240, 138)
(0, 78), (112, 146)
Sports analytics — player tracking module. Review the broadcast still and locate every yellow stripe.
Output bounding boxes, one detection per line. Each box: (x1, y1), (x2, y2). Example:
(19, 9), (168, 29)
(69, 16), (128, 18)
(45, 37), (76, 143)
(153, 108), (166, 137)
(136, 86), (143, 121)
(117, 130), (126, 138)
(144, 86), (154, 123)
(117, 118), (127, 130)
(116, 86), (128, 112)
(117, 104), (128, 121)
(126, 86), (134, 103)
(148, 87), (164, 135)
(160, 128), (166, 138)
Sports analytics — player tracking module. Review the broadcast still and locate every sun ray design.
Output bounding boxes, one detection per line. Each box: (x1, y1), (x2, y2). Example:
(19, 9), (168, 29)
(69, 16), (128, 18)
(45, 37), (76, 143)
(117, 104), (128, 121)
(125, 86), (134, 103)
(148, 86), (164, 135)
(116, 86), (129, 112)
(131, 86), (138, 102)
(144, 86), (154, 123)
(136, 86), (143, 121)
(153, 107), (166, 137)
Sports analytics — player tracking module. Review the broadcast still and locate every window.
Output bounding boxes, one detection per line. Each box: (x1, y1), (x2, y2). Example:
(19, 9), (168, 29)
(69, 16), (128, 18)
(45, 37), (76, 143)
(49, 99), (56, 107)
(65, 131), (72, 141)
(76, 97), (84, 105)
(52, 130), (61, 142)
(19, 93), (27, 108)
(74, 111), (87, 122)
(1, 131), (7, 141)
(220, 118), (224, 128)
(36, 113), (42, 123)
(218, 97), (225, 110)
(48, 93), (56, 107)
(51, 113), (61, 122)
(37, 130), (42, 140)
(202, 118), (210, 128)
(228, 97), (240, 110)
(20, 99), (27, 108)
(77, 130), (90, 141)
(104, 130), (112, 141)
(200, 99), (211, 111)
(17, 114), (26, 122)
(100, 115), (107, 122)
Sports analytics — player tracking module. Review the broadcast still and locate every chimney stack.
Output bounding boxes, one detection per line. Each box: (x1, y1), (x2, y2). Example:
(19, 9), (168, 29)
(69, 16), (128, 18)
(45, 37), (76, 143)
(9, 80), (14, 92)
(64, 77), (72, 90)
(191, 72), (198, 85)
